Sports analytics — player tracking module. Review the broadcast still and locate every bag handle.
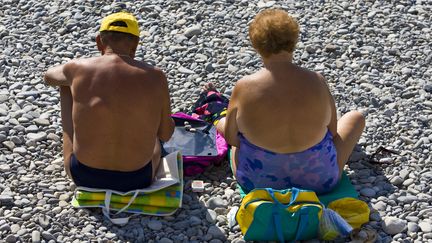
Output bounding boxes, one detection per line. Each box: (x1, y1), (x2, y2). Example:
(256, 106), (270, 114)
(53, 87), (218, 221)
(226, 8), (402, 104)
(294, 207), (310, 242)
(272, 206), (310, 243)
(102, 190), (139, 225)
(272, 210), (285, 243)
(267, 188), (309, 243)
(266, 187), (301, 207)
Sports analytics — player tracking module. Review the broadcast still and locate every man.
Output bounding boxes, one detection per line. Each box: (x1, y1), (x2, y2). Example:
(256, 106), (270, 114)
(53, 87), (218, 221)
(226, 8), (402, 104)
(44, 12), (174, 192)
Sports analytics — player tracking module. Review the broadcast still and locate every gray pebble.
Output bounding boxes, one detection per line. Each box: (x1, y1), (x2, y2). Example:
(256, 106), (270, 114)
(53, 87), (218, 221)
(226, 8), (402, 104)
(207, 225), (226, 240)
(360, 188), (376, 197)
(184, 25), (201, 38)
(147, 220), (163, 231)
(382, 217), (407, 235)
(207, 197), (228, 209)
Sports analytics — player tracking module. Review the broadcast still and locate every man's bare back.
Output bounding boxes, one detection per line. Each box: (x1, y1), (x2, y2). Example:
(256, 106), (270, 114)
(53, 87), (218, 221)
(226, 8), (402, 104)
(45, 12), (174, 191)
(65, 55), (172, 171)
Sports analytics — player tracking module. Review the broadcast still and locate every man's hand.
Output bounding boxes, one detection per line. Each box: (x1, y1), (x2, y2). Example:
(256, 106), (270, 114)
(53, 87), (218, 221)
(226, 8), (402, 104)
(44, 63), (72, 87)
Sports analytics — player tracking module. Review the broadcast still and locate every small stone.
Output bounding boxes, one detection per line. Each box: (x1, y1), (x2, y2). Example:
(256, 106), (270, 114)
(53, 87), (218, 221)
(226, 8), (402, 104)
(3, 141), (16, 150)
(10, 224), (20, 234)
(207, 197), (228, 209)
(403, 178), (414, 186)
(27, 132), (47, 142)
(370, 211), (381, 221)
(158, 238), (173, 243)
(0, 164), (11, 172)
(82, 224), (94, 233)
(5, 235), (17, 243)
(0, 195), (14, 205)
(408, 222), (419, 233)
(106, 232), (116, 239)
(47, 133), (60, 141)
(324, 44), (337, 52)
(147, 220), (162, 231)
(25, 125), (39, 133)
(390, 176), (404, 186)
(360, 188), (376, 197)
(224, 31), (237, 38)
(398, 195), (417, 204)
(419, 221), (432, 233)
(34, 118), (50, 126)
(382, 217), (407, 235)
(205, 63), (215, 72)
(206, 209), (217, 223)
(0, 223), (11, 232)
(38, 215), (50, 228)
(41, 231), (54, 240)
(178, 66), (194, 74)
(184, 25), (201, 37)
(13, 147), (27, 155)
(0, 134), (7, 142)
(207, 225), (226, 240)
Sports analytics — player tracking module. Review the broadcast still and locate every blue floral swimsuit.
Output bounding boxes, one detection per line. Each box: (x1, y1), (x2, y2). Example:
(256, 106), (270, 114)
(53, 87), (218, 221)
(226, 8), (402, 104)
(236, 130), (339, 194)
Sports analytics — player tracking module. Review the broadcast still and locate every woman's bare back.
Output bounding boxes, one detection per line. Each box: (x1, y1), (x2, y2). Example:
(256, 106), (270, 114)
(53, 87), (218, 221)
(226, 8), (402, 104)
(234, 63), (332, 153)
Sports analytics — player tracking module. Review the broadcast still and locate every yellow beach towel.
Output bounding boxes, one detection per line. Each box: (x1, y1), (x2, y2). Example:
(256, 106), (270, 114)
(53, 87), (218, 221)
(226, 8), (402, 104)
(71, 152), (183, 225)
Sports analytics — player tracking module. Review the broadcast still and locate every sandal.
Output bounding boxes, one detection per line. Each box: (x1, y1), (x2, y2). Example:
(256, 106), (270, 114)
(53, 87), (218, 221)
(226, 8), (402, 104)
(369, 146), (399, 164)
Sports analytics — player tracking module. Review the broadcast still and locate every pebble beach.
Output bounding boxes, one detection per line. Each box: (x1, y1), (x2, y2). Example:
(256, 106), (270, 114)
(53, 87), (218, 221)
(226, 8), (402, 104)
(0, 0), (432, 242)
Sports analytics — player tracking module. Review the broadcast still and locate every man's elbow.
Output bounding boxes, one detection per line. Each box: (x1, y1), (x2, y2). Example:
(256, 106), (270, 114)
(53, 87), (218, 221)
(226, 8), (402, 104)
(44, 70), (57, 86)
(158, 119), (175, 142)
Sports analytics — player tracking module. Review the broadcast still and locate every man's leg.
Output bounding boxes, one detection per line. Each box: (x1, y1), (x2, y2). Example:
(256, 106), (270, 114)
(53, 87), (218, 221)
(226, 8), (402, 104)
(333, 111), (365, 174)
(151, 138), (162, 179)
(60, 86), (74, 178)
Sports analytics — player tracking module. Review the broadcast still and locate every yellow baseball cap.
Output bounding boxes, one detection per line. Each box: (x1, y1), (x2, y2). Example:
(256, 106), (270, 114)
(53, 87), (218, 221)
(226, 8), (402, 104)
(99, 12), (140, 37)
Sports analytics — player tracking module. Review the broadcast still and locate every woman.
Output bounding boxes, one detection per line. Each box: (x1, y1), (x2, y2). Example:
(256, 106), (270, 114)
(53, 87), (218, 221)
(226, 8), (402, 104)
(217, 9), (365, 194)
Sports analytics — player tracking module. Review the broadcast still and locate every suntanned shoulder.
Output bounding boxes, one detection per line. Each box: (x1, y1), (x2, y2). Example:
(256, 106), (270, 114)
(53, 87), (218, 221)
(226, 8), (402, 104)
(234, 71), (262, 90)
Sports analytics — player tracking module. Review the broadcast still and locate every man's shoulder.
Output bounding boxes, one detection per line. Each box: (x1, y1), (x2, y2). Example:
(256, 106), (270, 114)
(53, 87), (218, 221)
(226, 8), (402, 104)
(64, 57), (100, 70)
(131, 60), (165, 75)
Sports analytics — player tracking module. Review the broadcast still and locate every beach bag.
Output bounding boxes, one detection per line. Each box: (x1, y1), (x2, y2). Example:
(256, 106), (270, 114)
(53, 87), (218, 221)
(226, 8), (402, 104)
(236, 187), (323, 242)
(163, 113), (228, 176)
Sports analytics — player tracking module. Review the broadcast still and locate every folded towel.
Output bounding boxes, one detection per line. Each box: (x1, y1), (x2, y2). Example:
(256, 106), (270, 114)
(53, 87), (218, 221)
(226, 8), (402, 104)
(71, 152), (183, 225)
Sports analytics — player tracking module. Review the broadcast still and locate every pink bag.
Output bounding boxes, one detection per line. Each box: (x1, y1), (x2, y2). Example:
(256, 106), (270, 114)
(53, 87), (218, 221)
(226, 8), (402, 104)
(163, 113), (228, 176)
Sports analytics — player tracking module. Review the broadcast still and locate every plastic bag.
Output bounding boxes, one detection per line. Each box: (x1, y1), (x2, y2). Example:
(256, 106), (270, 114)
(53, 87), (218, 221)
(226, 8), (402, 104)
(328, 197), (370, 229)
(319, 208), (353, 240)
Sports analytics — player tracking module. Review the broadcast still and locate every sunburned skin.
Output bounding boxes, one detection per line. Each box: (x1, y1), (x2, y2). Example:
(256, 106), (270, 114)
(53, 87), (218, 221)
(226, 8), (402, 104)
(45, 34), (174, 180)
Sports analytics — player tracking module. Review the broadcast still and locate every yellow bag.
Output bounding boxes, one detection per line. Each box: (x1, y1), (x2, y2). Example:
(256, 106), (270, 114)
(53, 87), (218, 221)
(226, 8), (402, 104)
(328, 198), (370, 229)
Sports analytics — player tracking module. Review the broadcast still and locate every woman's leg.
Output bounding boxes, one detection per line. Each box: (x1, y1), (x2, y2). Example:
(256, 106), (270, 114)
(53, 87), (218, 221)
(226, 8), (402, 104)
(216, 117), (226, 137)
(333, 111), (366, 174)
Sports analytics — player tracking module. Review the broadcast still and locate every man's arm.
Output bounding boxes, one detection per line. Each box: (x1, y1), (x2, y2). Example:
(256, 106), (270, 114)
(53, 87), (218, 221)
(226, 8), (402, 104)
(59, 86), (74, 178)
(44, 62), (73, 87)
(157, 73), (175, 142)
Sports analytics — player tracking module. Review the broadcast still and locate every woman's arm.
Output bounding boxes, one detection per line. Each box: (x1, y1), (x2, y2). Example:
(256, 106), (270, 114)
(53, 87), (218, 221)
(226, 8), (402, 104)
(317, 73), (337, 136)
(223, 81), (244, 147)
